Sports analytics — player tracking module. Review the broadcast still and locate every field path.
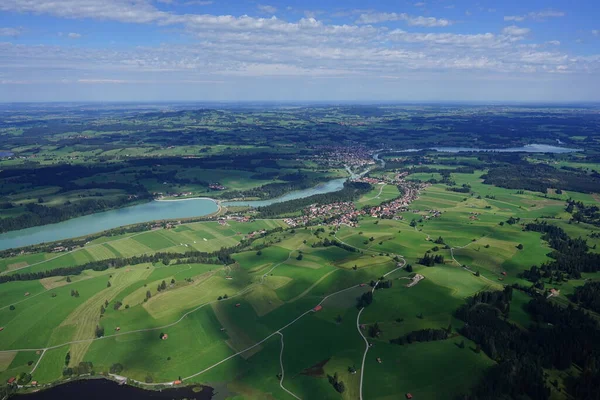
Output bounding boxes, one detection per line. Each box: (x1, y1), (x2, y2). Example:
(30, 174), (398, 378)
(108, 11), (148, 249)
(356, 258), (405, 400)
(448, 235), (498, 285)
(358, 184), (387, 203)
(277, 332), (302, 400)
(287, 269), (338, 303)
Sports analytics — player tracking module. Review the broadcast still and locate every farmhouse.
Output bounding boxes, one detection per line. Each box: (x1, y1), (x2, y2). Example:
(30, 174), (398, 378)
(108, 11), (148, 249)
(7, 377), (15, 384)
(313, 305), (323, 312)
(115, 327), (121, 331)
(376, 357), (382, 363)
(0, 327), (4, 331)
(406, 394), (413, 399)
(174, 380), (182, 385)
(25, 292), (30, 296)
(161, 333), (168, 340)
(235, 303), (241, 307)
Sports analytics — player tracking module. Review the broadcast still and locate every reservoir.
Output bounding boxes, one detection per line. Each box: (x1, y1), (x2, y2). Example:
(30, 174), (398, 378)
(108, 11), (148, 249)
(16, 379), (213, 400)
(0, 178), (346, 251)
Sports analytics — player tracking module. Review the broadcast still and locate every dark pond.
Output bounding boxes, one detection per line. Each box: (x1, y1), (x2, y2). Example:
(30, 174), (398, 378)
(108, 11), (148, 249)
(15, 379), (213, 400)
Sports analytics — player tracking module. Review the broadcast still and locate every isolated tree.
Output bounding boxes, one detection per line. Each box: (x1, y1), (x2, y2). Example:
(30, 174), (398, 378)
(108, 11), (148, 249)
(170, 278), (175, 284)
(107, 281), (112, 288)
(66, 276), (72, 283)
(517, 243), (524, 250)
(405, 264), (413, 272)
(95, 325), (104, 338)
(146, 290), (152, 300)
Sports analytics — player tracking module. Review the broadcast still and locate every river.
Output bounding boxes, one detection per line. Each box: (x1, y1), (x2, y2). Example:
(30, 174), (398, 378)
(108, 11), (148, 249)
(0, 178), (346, 251)
(16, 379), (213, 400)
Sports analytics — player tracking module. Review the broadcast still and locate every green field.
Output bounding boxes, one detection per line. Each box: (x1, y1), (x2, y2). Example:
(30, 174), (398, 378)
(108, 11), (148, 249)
(1, 163), (599, 400)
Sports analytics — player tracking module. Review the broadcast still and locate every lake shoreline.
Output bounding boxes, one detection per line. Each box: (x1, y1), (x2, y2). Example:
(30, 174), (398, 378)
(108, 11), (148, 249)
(14, 376), (214, 400)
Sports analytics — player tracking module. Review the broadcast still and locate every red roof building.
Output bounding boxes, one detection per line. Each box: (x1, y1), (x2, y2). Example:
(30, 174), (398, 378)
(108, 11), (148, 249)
(406, 394), (413, 399)
(235, 303), (241, 307)
(174, 380), (182, 385)
(313, 305), (323, 312)
(0, 327), (4, 332)
(7, 377), (15, 384)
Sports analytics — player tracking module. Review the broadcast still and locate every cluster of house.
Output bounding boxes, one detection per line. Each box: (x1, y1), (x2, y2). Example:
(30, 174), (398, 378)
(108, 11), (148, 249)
(365, 181), (429, 219)
(154, 191), (193, 199)
(284, 202), (361, 228)
(246, 229), (267, 239)
(306, 146), (375, 170)
(209, 183), (227, 190)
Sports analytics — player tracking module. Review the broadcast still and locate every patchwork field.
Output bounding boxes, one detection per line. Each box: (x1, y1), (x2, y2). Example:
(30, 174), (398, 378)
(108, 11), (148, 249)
(1, 168), (598, 400)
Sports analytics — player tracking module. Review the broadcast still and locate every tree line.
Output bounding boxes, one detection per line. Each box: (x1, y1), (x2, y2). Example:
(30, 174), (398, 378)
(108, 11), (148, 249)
(0, 227), (285, 284)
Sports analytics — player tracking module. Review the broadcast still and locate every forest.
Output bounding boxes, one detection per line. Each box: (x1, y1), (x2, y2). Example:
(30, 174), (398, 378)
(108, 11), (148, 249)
(455, 287), (600, 400)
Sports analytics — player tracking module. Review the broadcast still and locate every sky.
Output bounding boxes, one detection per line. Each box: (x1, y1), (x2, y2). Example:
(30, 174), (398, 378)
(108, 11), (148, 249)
(0, 0), (599, 102)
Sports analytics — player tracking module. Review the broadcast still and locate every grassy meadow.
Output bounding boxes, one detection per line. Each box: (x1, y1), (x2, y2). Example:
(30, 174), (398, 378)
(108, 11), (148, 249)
(0, 167), (598, 400)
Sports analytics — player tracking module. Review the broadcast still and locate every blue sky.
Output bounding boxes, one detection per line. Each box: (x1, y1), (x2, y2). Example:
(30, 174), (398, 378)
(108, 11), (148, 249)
(0, 0), (599, 102)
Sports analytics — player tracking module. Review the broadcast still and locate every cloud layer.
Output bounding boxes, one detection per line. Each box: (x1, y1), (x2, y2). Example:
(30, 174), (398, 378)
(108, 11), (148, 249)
(0, 1), (597, 101)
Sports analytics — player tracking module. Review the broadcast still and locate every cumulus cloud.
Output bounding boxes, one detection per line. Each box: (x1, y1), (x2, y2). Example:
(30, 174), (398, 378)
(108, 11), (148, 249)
(68, 32), (82, 38)
(0, 27), (23, 37)
(356, 12), (452, 27)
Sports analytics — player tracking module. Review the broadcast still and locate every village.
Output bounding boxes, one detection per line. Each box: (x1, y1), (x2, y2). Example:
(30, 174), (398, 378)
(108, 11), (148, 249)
(282, 171), (431, 228)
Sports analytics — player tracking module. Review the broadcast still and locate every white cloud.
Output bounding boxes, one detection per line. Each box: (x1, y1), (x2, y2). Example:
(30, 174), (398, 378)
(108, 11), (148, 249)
(593, 30), (599, 36)
(546, 40), (560, 46)
(505, 9), (564, 22)
(0, 27), (23, 37)
(257, 5), (277, 14)
(183, 1), (213, 5)
(68, 32), (82, 38)
(502, 25), (530, 37)
(0, 0), (597, 90)
(356, 12), (452, 27)
(504, 16), (525, 22)
(414, 2), (425, 7)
